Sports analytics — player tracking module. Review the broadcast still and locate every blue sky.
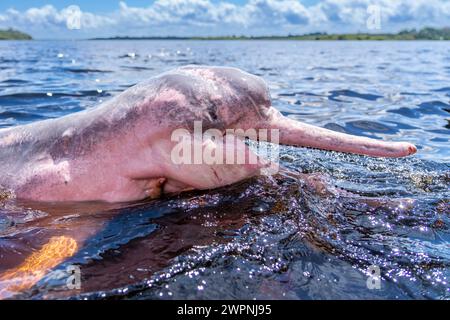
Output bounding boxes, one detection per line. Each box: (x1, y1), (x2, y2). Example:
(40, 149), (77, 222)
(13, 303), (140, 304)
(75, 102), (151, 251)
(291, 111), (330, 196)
(0, 1), (448, 39)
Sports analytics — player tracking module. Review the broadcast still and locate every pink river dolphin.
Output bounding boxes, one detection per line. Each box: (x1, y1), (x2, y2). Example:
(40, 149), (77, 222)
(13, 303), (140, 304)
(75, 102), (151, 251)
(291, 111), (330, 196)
(0, 66), (417, 203)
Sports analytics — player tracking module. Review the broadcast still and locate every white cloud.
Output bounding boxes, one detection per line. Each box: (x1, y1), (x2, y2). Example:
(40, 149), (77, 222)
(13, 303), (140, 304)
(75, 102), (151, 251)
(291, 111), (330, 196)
(116, 0), (311, 27)
(0, 0), (449, 39)
(315, 0), (450, 30)
(0, 4), (113, 34)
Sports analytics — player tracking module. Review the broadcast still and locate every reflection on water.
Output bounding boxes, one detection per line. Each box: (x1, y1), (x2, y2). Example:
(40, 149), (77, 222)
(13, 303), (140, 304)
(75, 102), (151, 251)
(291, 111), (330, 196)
(0, 40), (449, 299)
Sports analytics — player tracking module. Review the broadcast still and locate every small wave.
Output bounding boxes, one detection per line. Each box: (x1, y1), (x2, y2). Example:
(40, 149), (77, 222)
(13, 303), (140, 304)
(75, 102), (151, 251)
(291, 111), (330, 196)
(309, 66), (338, 71)
(324, 123), (349, 134)
(0, 58), (19, 64)
(346, 120), (398, 134)
(417, 101), (450, 116)
(328, 89), (383, 102)
(63, 68), (113, 74)
(0, 111), (47, 120)
(387, 107), (422, 119)
(120, 66), (154, 71)
(0, 79), (29, 84)
(432, 87), (450, 93)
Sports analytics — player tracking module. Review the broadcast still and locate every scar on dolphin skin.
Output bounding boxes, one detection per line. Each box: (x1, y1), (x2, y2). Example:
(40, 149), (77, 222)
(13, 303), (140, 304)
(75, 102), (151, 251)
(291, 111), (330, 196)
(0, 236), (78, 299)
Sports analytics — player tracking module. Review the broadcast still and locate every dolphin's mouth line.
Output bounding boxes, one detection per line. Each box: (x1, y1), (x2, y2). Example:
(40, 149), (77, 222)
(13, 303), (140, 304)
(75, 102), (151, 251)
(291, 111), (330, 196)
(273, 144), (405, 157)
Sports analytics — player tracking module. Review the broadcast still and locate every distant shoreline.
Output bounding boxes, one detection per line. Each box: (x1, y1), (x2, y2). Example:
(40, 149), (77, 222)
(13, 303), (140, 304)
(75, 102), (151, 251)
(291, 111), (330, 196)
(89, 37), (449, 41)
(91, 27), (450, 41)
(0, 29), (32, 40)
(1, 26), (449, 41)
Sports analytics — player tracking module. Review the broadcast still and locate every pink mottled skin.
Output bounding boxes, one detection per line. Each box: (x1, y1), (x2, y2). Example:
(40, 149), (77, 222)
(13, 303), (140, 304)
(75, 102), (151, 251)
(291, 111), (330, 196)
(0, 66), (417, 203)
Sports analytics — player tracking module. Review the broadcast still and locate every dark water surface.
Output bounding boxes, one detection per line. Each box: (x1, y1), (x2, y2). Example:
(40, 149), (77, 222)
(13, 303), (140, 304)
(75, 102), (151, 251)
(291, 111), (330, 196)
(0, 40), (449, 299)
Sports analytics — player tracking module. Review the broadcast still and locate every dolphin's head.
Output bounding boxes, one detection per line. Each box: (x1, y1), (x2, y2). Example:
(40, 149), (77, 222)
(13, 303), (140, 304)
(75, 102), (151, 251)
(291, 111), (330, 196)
(119, 65), (415, 166)
(163, 65), (417, 158)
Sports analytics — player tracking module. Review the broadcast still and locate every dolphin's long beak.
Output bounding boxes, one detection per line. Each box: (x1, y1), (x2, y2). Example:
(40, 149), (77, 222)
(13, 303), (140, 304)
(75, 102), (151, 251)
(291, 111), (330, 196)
(264, 108), (417, 158)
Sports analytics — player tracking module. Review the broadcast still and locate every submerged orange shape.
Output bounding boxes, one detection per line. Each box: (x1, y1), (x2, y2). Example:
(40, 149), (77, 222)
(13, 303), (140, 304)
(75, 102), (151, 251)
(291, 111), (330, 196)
(0, 236), (77, 299)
